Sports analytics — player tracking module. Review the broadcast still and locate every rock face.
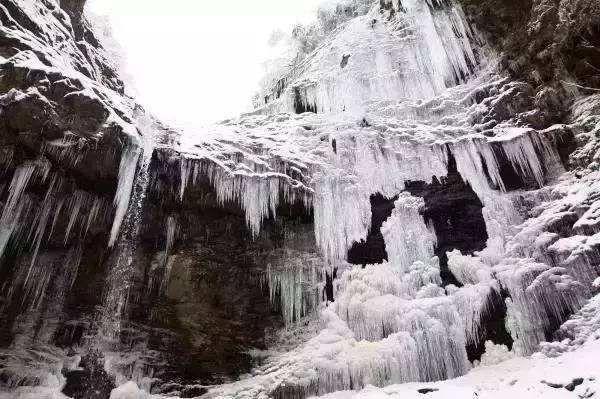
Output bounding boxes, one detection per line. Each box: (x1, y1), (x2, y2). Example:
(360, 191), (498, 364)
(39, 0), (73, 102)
(0, 0), (301, 395)
(0, 0), (599, 398)
(458, 0), (600, 91)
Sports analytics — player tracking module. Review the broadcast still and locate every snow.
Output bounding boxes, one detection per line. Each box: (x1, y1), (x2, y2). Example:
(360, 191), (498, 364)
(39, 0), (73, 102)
(110, 382), (150, 399)
(312, 331), (600, 399)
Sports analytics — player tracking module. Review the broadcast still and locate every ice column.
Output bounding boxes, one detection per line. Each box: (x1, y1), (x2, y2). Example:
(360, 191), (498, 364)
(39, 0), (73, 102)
(382, 193), (437, 272)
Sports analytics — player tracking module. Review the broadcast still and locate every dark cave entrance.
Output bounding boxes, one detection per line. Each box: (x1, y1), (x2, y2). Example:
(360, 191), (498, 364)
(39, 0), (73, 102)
(347, 193), (398, 266)
(293, 87), (317, 114)
(345, 151), (514, 361)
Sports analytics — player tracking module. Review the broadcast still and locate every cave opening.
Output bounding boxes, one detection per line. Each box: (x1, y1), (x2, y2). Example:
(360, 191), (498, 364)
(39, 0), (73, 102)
(347, 193), (398, 266)
(293, 87), (317, 114)
(405, 152), (514, 360)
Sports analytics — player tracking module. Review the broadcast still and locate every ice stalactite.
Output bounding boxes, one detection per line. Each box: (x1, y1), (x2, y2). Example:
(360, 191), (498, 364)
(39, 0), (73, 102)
(109, 144), (142, 248)
(493, 234), (600, 355)
(0, 173), (108, 315)
(448, 282), (501, 349)
(177, 157), (312, 238)
(314, 136), (447, 262)
(314, 175), (372, 263)
(0, 163), (39, 261)
(447, 249), (494, 286)
(495, 258), (589, 355)
(99, 126), (154, 342)
(267, 249), (322, 326)
(160, 215), (177, 293)
(447, 130), (562, 257)
(381, 194), (437, 272)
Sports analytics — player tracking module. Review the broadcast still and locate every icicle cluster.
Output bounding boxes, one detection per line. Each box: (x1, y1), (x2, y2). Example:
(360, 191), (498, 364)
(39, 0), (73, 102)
(98, 116), (155, 342)
(266, 249), (322, 326)
(0, 159), (111, 313)
(178, 157), (312, 238)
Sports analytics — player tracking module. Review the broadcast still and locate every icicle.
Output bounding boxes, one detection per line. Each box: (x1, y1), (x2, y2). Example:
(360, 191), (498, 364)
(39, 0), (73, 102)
(495, 258), (589, 355)
(179, 158), (190, 201)
(64, 191), (84, 244)
(313, 136), (447, 262)
(489, 128), (558, 188)
(276, 0), (479, 115)
(109, 144), (142, 248)
(267, 249), (321, 326)
(23, 177), (57, 289)
(84, 196), (104, 237)
(99, 116), (155, 341)
(0, 164), (37, 260)
(447, 249), (493, 285)
(160, 216), (177, 292)
(448, 282), (499, 347)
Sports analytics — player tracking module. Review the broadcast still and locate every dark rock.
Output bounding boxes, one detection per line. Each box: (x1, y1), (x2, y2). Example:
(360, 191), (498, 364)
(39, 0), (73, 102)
(565, 378), (585, 391)
(542, 380), (564, 389)
(405, 151), (488, 286)
(418, 388), (439, 394)
(340, 54), (351, 68)
(60, 89), (110, 134)
(180, 385), (208, 398)
(348, 193), (397, 266)
(62, 350), (116, 399)
(60, 0), (86, 21)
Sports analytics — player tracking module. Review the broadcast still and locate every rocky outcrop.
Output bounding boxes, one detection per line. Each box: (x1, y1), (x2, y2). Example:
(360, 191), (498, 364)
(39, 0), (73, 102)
(458, 0), (600, 91)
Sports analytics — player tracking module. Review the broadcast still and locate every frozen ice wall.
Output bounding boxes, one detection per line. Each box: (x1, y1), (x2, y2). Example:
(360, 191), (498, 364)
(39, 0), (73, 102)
(259, 0), (478, 115)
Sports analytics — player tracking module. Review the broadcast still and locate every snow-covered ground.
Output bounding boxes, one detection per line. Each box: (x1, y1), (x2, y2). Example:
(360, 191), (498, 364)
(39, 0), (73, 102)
(315, 336), (599, 399)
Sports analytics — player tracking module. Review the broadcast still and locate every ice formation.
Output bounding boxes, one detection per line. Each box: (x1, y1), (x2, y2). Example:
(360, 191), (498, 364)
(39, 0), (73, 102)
(99, 121), (154, 341)
(109, 143), (142, 248)
(267, 250), (323, 325)
(259, 0), (477, 115)
(3, 0), (600, 398)
(381, 194), (437, 271)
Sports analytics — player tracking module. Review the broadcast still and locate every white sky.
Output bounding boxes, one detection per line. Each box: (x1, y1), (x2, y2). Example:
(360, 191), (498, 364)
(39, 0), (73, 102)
(86, 0), (323, 128)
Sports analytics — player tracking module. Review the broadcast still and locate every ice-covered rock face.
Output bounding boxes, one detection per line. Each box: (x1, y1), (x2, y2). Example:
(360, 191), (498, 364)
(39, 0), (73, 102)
(258, 0), (478, 115)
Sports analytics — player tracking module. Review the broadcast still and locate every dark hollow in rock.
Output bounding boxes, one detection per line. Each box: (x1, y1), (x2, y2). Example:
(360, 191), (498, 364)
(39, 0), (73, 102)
(464, 288), (514, 361)
(418, 387), (440, 394)
(405, 152), (513, 361)
(340, 54), (351, 68)
(347, 193), (398, 266)
(324, 267), (338, 302)
(294, 87), (317, 114)
(405, 152), (488, 287)
(565, 378), (585, 392)
(542, 380), (564, 389)
(62, 350), (116, 399)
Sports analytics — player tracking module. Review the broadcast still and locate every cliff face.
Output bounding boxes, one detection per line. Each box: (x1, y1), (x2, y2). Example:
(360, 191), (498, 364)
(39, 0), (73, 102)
(1, 1), (600, 399)
(458, 0), (600, 90)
